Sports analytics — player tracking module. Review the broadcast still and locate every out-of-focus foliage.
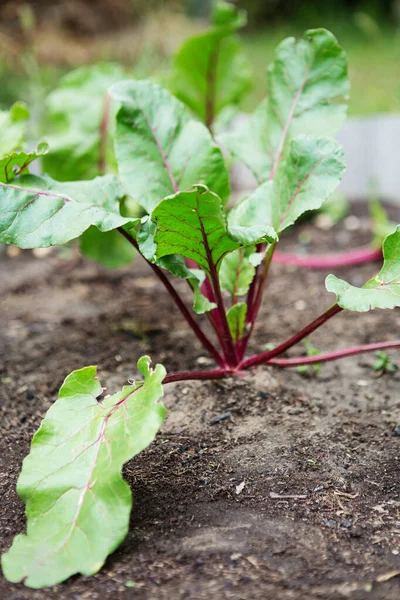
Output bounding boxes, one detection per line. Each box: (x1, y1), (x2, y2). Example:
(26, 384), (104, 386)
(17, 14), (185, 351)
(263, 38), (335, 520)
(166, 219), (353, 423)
(42, 63), (126, 181)
(237, 0), (398, 25)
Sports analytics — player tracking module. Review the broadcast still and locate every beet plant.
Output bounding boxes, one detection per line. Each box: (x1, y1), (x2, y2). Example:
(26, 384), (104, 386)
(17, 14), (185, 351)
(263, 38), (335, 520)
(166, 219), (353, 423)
(0, 3), (399, 589)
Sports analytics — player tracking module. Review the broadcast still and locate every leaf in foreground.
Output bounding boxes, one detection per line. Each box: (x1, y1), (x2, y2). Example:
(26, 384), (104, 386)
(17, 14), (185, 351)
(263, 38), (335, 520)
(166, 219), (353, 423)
(152, 186), (239, 275)
(110, 80), (230, 213)
(0, 174), (132, 248)
(326, 226), (400, 311)
(1, 357), (166, 589)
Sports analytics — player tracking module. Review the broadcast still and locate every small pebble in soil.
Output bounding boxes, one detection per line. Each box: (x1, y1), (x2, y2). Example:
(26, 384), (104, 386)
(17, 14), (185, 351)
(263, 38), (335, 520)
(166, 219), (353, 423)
(209, 412), (232, 425)
(323, 520), (337, 528)
(295, 300), (307, 311)
(344, 215), (361, 231)
(392, 424), (400, 437)
(341, 520), (353, 528)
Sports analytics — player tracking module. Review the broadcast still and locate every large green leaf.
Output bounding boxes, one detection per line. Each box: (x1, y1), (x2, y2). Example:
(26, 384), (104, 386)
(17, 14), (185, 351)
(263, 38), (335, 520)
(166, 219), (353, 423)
(269, 136), (345, 232)
(0, 102), (30, 156)
(152, 185), (239, 275)
(326, 227), (400, 311)
(0, 142), (48, 184)
(42, 63), (126, 181)
(1, 357), (166, 589)
(110, 80), (230, 214)
(229, 136), (345, 235)
(220, 28), (349, 183)
(172, 1), (251, 126)
(0, 174), (131, 248)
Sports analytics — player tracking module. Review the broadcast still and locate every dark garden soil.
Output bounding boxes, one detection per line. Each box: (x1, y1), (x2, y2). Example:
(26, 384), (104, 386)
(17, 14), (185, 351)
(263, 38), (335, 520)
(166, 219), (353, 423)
(0, 206), (399, 599)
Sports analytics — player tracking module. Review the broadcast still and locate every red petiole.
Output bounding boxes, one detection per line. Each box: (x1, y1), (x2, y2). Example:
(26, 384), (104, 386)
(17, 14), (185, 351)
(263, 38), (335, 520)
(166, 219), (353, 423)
(118, 229), (398, 384)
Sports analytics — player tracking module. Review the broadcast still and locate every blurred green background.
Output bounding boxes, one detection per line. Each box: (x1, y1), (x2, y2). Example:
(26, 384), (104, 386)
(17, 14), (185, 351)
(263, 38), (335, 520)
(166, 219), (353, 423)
(0, 0), (399, 116)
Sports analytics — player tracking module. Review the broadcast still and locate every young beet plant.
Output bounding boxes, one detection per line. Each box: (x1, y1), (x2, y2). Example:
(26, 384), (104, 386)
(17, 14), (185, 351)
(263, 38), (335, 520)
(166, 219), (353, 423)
(1, 17), (399, 591)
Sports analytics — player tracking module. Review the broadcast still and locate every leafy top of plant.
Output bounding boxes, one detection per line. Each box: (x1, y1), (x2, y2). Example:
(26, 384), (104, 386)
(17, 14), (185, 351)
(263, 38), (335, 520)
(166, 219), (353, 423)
(172, 0), (251, 128)
(219, 28), (349, 184)
(110, 79), (231, 214)
(0, 18), (399, 591)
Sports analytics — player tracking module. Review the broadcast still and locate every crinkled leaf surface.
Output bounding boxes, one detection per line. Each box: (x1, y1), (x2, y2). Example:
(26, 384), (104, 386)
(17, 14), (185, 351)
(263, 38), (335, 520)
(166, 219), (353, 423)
(0, 142), (48, 184)
(43, 63), (126, 181)
(226, 302), (247, 342)
(0, 102), (29, 156)
(229, 136), (345, 235)
(326, 227), (400, 311)
(0, 174), (131, 248)
(152, 186), (238, 275)
(110, 80), (230, 213)
(219, 247), (262, 298)
(220, 28), (349, 183)
(172, 1), (251, 124)
(1, 357), (166, 589)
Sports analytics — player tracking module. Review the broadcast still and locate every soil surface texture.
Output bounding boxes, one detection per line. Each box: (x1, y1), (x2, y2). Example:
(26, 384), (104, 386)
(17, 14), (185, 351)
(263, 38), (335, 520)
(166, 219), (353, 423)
(0, 206), (399, 599)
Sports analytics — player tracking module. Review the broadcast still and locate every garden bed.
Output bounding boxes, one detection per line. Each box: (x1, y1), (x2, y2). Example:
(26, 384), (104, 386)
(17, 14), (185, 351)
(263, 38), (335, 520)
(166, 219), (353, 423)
(0, 209), (399, 600)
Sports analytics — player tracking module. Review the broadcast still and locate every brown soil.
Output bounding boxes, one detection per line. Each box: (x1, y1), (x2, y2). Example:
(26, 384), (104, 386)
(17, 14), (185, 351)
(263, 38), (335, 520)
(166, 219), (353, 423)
(0, 208), (400, 599)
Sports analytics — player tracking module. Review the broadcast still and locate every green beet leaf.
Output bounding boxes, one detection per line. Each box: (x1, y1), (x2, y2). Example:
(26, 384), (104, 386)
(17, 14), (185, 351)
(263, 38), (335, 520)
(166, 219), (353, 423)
(270, 136), (345, 232)
(226, 302), (247, 342)
(220, 28), (349, 183)
(0, 174), (132, 248)
(156, 256), (217, 314)
(326, 226), (400, 311)
(135, 220), (216, 314)
(43, 63), (126, 181)
(218, 100), (269, 185)
(172, 0), (251, 126)
(110, 80), (230, 213)
(219, 247), (263, 298)
(228, 181), (277, 244)
(0, 102), (30, 156)
(152, 185), (239, 275)
(230, 136), (345, 235)
(0, 142), (48, 184)
(1, 357), (166, 589)
(79, 226), (136, 268)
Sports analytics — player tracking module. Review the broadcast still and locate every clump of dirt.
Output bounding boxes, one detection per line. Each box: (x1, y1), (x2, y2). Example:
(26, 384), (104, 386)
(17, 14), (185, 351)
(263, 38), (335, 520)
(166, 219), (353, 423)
(0, 209), (399, 599)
